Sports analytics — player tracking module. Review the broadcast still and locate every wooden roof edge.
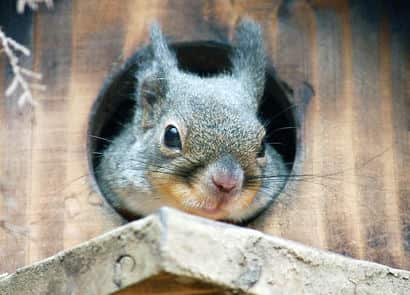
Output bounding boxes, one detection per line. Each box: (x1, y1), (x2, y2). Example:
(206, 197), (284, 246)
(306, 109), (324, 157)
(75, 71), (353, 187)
(1, 207), (409, 294)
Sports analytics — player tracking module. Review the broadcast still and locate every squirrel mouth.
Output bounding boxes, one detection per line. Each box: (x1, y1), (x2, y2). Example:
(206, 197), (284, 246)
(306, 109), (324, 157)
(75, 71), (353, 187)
(200, 205), (224, 214)
(194, 196), (232, 216)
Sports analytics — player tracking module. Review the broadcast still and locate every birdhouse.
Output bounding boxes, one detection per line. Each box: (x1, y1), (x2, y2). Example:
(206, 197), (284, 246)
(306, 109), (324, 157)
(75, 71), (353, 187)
(0, 0), (409, 293)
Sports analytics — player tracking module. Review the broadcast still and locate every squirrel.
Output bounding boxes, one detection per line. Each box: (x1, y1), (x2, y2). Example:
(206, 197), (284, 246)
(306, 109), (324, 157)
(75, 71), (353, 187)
(96, 19), (288, 223)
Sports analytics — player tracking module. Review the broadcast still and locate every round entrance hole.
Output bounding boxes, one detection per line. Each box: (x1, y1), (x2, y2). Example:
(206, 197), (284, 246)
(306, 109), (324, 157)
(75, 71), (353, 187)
(88, 41), (297, 221)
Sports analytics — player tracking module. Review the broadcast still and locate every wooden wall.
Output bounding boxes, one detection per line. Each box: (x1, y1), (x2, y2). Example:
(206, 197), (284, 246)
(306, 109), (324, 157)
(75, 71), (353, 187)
(0, 0), (409, 274)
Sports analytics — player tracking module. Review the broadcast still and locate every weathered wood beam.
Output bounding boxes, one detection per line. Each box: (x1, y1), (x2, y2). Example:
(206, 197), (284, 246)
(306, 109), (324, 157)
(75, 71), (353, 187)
(0, 208), (409, 294)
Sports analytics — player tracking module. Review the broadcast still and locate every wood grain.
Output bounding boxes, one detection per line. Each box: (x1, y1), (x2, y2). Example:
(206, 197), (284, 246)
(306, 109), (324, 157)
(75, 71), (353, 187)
(114, 273), (225, 295)
(0, 0), (409, 276)
(0, 0), (34, 273)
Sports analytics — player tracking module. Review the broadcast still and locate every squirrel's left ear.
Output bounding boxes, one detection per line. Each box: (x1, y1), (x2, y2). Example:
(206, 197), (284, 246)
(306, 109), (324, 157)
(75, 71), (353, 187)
(231, 19), (266, 105)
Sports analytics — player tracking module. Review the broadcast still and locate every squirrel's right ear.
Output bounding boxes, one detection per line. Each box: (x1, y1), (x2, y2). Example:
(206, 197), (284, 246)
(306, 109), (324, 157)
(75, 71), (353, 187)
(135, 23), (177, 129)
(231, 19), (266, 105)
(135, 67), (166, 129)
(149, 22), (178, 73)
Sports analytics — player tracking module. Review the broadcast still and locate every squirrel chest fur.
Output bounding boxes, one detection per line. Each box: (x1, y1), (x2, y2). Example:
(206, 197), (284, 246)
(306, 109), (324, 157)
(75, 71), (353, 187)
(97, 20), (288, 222)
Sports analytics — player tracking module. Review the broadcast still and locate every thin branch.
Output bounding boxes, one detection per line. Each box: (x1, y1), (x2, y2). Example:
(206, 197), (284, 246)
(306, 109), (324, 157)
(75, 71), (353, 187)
(16, 0), (54, 14)
(0, 27), (46, 107)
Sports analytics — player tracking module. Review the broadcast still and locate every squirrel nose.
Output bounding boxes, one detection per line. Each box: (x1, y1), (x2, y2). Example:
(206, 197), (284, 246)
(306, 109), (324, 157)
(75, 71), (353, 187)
(212, 174), (240, 193)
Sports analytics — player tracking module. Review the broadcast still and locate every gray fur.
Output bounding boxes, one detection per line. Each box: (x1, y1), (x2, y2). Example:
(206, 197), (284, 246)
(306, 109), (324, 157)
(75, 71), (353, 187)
(97, 19), (288, 222)
(231, 19), (266, 105)
(150, 22), (178, 72)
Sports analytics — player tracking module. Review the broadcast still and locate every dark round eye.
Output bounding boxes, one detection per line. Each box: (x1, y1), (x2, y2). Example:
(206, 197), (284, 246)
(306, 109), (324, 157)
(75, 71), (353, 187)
(164, 125), (182, 150)
(257, 142), (265, 158)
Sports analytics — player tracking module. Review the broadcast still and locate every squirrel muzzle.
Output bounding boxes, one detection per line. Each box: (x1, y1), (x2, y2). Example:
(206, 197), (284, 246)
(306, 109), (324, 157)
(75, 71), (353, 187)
(208, 155), (244, 198)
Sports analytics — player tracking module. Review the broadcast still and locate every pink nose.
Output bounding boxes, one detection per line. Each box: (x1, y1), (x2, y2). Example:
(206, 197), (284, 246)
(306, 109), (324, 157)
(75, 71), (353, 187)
(212, 175), (239, 193)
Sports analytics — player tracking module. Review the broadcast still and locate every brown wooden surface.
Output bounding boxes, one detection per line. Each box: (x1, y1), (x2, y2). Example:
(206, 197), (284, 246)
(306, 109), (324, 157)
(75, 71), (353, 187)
(114, 273), (226, 295)
(0, 0), (409, 275)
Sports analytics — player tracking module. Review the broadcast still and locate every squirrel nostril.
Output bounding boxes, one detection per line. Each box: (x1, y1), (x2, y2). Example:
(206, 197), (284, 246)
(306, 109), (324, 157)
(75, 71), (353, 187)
(212, 175), (238, 193)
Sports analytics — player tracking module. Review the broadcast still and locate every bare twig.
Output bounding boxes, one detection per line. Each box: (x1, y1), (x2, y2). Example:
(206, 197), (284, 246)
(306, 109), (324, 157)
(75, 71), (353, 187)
(0, 0), (54, 107)
(16, 0), (53, 14)
(0, 28), (45, 107)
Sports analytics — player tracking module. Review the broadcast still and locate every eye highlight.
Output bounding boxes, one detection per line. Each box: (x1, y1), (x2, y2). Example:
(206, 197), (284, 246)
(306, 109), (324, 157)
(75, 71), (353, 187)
(163, 125), (182, 150)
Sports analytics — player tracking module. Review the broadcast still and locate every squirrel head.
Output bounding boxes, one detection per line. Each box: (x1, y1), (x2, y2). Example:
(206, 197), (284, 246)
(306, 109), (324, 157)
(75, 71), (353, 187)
(104, 20), (286, 221)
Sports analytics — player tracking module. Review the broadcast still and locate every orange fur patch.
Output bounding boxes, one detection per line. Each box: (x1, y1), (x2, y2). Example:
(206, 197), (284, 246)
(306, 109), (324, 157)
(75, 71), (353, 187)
(149, 170), (261, 220)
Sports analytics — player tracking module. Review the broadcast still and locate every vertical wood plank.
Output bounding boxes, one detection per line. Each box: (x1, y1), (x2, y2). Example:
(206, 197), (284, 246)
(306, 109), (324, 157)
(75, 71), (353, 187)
(27, 0), (73, 265)
(349, 0), (398, 266)
(0, 1), (34, 273)
(377, 12), (405, 267)
(262, 0), (330, 250)
(62, 0), (126, 250)
(389, 3), (410, 269)
(337, 1), (365, 259)
(312, 6), (359, 257)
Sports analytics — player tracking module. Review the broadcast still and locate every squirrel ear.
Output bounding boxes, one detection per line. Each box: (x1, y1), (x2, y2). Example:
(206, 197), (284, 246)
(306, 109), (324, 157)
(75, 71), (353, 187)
(136, 69), (166, 129)
(231, 19), (266, 104)
(135, 22), (177, 129)
(149, 22), (178, 73)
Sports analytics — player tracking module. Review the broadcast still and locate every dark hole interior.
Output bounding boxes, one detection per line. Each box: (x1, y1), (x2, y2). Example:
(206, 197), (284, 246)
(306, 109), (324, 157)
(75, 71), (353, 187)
(88, 41), (297, 218)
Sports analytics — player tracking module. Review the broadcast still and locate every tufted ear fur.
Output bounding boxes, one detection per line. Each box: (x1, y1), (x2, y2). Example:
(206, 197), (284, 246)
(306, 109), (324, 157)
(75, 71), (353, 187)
(136, 68), (166, 129)
(149, 22), (178, 72)
(231, 19), (266, 104)
(136, 23), (178, 129)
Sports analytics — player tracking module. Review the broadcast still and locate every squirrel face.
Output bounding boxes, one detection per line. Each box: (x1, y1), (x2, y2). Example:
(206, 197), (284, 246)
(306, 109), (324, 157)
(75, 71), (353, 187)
(97, 19), (288, 222)
(145, 74), (268, 220)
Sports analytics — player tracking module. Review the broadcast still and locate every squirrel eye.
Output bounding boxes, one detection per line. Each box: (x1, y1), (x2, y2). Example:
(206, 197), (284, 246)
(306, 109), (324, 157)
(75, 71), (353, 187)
(164, 125), (182, 150)
(257, 142), (266, 158)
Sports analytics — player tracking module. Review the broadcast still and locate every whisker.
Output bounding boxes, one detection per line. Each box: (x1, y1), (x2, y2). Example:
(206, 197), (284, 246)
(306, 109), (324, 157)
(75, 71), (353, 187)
(265, 142), (285, 146)
(89, 135), (113, 143)
(268, 104), (299, 122)
(270, 126), (297, 134)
